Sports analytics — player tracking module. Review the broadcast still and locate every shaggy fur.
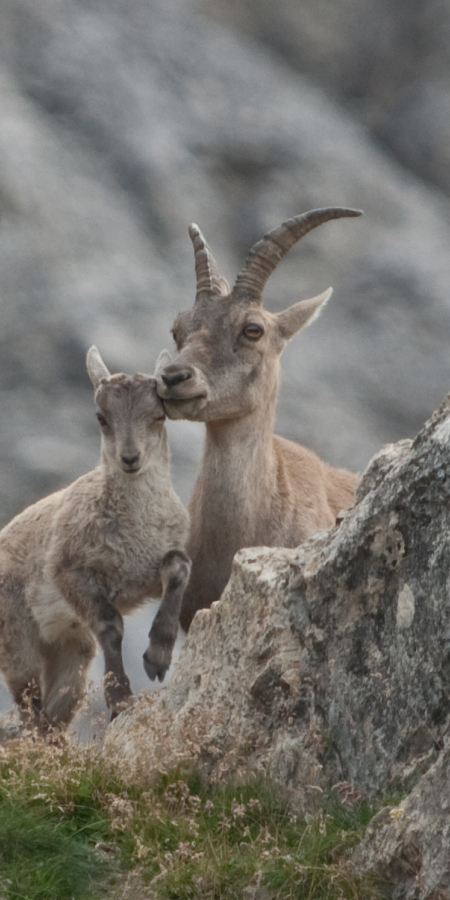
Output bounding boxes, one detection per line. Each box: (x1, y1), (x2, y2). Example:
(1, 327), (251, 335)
(0, 348), (189, 729)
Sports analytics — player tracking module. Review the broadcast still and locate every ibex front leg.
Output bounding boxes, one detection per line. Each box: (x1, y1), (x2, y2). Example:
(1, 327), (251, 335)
(143, 550), (191, 683)
(53, 566), (133, 721)
(94, 598), (132, 720)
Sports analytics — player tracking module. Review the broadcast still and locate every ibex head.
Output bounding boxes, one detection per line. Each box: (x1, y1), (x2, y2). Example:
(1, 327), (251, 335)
(87, 346), (168, 473)
(157, 208), (362, 422)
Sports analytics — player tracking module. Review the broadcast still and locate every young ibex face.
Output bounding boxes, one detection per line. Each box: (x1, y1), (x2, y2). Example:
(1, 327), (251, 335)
(87, 346), (167, 474)
(157, 208), (362, 423)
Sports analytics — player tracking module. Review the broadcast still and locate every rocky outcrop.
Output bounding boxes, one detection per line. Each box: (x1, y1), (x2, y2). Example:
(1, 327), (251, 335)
(352, 742), (450, 899)
(105, 392), (450, 893)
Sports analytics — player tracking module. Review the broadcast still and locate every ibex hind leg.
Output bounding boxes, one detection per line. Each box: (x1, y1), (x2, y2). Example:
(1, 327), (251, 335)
(41, 632), (96, 730)
(0, 580), (44, 727)
(9, 677), (44, 730)
(0, 644), (44, 730)
(143, 550), (191, 683)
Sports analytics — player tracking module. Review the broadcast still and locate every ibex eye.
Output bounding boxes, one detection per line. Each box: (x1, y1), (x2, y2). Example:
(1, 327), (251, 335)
(96, 413), (108, 428)
(243, 323), (264, 340)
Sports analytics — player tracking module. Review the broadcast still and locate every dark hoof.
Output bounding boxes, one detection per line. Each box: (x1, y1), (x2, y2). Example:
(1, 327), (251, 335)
(143, 652), (169, 683)
(109, 695), (133, 722)
(108, 696), (132, 718)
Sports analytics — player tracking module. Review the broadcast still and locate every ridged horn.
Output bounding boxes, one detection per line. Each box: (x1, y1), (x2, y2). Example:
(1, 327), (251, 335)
(189, 223), (223, 300)
(233, 207), (363, 300)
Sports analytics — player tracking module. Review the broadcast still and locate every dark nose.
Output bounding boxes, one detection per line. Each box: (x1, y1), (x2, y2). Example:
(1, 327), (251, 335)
(122, 453), (140, 468)
(161, 365), (194, 389)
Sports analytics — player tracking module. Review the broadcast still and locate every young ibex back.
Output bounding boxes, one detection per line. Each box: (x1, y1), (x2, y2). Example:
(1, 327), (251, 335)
(0, 347), (189, 730)
(157, 207), (362, 629)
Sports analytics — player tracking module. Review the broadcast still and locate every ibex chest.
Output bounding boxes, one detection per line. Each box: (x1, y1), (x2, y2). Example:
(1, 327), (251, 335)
(50, 484), (188, 613)
(94, 501), (186, 578)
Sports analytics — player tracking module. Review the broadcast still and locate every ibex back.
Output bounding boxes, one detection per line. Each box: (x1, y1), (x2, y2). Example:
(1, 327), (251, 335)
(157, 208), (362, 629)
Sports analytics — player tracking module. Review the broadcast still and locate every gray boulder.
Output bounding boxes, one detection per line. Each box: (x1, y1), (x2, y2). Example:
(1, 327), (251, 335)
(352, 742), (450, 899)
(105, 391), (450, 895)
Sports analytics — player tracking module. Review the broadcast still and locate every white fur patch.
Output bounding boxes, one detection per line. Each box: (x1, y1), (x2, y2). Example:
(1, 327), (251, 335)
(30, 577), (84, 644)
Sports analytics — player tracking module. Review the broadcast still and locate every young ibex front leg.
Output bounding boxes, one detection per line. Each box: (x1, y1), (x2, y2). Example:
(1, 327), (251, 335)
(93, 598), (132, 720)
(143, 550), (191, 683)
(55, 566), (132, 721)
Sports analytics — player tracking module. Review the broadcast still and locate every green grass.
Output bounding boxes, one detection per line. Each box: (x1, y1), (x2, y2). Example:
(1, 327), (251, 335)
(0, 800), (107, 900)
(140, 772), (379, 899)
(0, 734), (382, 900)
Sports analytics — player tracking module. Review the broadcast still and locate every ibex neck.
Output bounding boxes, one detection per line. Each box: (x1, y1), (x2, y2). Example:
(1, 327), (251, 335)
(206, 406), (274, 450)
(202, 405), (277, 508)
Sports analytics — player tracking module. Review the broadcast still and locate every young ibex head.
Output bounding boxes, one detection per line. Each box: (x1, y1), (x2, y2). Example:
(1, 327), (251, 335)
(87, 346), (170, 473)
(157, 208), (362, 422)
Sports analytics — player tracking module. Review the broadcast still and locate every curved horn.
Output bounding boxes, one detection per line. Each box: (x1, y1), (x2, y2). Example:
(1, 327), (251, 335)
(189, 223), (223, 300)
(233, 207), (363, 299)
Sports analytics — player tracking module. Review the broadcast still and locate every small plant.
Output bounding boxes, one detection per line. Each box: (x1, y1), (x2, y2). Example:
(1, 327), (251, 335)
(0, 731), (382, 900)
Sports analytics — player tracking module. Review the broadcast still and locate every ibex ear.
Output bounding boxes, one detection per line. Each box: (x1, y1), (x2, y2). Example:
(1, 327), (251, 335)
(275, 288), (332, 343)
(154, 349), (172, 379)
(86, 346), (111, 389)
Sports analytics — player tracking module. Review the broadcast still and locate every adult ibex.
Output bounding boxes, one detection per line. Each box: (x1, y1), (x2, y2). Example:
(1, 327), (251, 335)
(157, 207), (362, 629)
(0, 348), (189, 730)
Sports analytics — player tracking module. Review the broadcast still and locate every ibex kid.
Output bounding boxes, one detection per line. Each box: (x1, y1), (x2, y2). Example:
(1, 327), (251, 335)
(0, 347), (190, 730)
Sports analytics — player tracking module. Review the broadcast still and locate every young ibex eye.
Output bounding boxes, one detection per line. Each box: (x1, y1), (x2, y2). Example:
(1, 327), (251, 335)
(243, 323), (264, 341)
(96, 413), (108, 428)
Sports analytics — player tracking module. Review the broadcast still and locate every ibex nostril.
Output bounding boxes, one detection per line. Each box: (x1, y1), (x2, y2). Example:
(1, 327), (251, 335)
(161, 369), (193, 388)
(122, 453), (139, 468)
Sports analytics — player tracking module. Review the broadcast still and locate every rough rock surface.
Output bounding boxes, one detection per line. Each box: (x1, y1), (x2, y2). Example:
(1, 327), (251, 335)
(352, 741), (450, 899)
(105, 392), (450, 893)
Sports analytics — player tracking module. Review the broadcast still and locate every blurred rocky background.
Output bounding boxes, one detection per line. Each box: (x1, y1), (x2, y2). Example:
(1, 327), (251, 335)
(1, 0), (450, 712)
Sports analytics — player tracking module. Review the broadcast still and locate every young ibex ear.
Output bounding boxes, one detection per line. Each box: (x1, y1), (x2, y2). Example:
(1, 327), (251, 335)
(275, 288), (333, 344)
(86, 346), (111, 389)
(154, 349), (172, 379)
